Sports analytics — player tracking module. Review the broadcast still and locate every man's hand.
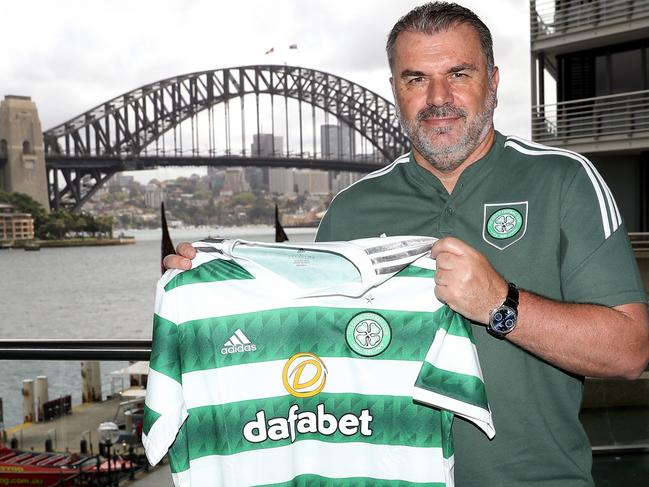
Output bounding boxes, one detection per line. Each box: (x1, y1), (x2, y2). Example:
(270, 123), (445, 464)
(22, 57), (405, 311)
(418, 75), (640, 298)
(431, 236), (507, 324)
(163, 242), (196, 271)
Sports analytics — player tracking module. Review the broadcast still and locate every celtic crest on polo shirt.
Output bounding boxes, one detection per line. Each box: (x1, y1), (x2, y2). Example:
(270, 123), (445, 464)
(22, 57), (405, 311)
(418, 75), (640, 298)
(482, 201), (528, 250)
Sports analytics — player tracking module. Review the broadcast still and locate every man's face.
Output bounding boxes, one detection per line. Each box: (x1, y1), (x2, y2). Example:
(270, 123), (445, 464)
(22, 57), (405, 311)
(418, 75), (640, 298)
(390, 24), (499, 173)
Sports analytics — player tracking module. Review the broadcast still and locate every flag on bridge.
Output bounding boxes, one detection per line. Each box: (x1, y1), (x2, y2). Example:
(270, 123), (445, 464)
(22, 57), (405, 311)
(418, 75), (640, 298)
(289, 44), (298, 49)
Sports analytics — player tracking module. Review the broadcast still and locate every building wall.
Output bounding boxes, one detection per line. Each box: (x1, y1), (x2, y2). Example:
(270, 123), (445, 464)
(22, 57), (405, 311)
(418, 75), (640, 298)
(294, 170), (329, 195)
(0, 96), (49, 210)
(269, 168), (294, 195)
(590, 153), (649, 232)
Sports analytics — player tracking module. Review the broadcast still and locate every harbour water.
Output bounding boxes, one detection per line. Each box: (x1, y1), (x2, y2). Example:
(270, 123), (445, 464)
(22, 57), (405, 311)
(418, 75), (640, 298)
(0, 226), (316, 430)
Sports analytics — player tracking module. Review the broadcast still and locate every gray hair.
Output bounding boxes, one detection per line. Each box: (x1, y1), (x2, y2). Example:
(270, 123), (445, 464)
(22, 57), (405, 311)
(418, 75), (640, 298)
(386, 2), (494, 74)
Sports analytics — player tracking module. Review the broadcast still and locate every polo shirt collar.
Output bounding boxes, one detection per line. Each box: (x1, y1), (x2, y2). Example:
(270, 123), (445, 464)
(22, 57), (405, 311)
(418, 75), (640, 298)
(405, 131), (505, 197)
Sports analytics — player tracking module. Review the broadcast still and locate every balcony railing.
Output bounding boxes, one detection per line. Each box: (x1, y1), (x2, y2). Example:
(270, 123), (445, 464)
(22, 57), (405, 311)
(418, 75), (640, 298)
(531, 0), (649, 38)
(532, 89), (649, 144)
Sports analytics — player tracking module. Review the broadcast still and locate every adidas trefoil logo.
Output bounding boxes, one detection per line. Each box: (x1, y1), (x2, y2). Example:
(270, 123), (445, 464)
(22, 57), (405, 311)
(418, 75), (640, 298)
(221, 329), (257, 355)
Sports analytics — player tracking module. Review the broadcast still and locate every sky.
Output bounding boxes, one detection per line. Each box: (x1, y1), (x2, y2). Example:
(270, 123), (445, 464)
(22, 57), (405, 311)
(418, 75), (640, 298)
(2, 0), (532, 183)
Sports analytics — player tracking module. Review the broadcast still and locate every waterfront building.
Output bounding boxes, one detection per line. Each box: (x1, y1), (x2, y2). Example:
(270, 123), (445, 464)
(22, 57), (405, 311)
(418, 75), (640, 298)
(0, 203), (34, 241)
(530, 0), (649, 231)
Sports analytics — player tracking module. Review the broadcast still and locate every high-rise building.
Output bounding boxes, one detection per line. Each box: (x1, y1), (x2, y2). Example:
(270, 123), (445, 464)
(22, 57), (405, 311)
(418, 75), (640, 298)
(269, 168), (295, 195)
(144, 184), (163, 209)
(530, 1), (649, 230)
(331, 171), (363, 193)
(320, 123), (354, 159)
(294, 170), (330, 195)
(251, 133), (284, 158)
(251, 133), (284, 191)
(221, 168), (250, 196)
(321, 123), (358, 193)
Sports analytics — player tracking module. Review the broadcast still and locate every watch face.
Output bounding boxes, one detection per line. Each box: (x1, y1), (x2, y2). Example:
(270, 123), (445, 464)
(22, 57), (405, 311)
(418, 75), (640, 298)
(491, 305), (517, 334)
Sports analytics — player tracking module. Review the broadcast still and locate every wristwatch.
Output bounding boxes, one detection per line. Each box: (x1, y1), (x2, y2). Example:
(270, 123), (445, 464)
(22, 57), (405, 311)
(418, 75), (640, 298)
(487, 282), (519, 338)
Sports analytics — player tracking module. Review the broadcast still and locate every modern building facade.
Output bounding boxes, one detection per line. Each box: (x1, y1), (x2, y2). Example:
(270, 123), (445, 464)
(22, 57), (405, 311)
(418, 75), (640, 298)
(530, 0), (649, 231)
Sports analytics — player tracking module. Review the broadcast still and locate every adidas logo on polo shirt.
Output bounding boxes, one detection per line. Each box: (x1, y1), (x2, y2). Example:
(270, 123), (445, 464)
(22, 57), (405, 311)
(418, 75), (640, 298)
(221, 329), (257, 355)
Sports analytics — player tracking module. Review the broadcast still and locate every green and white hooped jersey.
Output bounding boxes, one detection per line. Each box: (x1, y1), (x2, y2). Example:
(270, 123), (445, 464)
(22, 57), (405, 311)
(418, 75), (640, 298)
(143, 236), (495, 487)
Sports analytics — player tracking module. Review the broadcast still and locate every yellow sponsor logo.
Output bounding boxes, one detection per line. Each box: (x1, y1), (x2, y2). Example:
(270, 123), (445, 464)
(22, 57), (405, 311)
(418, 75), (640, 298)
(282, 352), (327, 398)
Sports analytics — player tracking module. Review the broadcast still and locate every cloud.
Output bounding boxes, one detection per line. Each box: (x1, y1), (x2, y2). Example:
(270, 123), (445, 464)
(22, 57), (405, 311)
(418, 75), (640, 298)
(2, 0), (532, 138)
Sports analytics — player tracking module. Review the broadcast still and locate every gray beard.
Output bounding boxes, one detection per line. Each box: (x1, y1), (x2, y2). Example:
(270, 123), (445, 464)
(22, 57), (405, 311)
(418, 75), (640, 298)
(398, 89), (496, 173)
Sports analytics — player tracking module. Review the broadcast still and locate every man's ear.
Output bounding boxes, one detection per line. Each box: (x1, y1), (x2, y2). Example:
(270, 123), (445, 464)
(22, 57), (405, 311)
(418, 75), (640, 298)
(490, 66), (500, 102)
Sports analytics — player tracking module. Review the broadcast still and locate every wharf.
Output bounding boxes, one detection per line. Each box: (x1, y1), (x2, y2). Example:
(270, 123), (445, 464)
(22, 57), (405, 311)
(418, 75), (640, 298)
(2, 394), (176, 485)
(6, 395), (126, 454)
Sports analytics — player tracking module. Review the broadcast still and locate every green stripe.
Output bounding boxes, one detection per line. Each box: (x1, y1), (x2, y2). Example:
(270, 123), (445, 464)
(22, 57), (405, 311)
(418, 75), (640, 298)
(150, 314), (182, 383)
(260, 474), (445, 487)
(415, 362), (488, 411)
(168, 420), (189, 473)
(395, 266), (435, 278)
(178, 306), (468, 373)
(142, 405), (161, 436)
(164, 258), (254, 291)
(174, 394), (445, 460)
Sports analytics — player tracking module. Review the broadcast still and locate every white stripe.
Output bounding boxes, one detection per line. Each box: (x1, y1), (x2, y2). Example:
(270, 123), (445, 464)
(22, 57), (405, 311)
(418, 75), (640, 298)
(144, 370), (188, 466)
(176, 440), (447, 486)
(158, 276), (446, 324)
(228, 335), (243, 346)
(234, 329), (251, 344)
(504, 138), (617, 238)
(224, 340), (233, 347)
(413, 387), (495, 439)
(182, 358), (425, 409)
(506, 136), (620, 237)
(425, 329), (484, 379)
(145, 368), (184, 415)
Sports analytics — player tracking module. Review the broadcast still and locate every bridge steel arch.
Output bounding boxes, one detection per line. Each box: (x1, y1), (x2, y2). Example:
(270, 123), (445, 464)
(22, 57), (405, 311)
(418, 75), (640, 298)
(43, 65), (410, 210)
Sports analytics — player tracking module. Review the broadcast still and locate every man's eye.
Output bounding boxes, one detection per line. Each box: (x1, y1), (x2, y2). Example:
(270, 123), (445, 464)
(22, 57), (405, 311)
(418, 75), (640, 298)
(450, 72), (468, 79)
(407, 77), (426, 84)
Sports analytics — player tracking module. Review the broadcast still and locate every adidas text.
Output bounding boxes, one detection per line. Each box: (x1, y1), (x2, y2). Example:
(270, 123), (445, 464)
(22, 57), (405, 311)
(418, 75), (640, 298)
(221, 343), (257, 355)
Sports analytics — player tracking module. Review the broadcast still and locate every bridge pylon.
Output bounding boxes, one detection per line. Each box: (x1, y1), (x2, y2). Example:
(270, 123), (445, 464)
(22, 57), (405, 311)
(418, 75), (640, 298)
(0, 95), (50, 211)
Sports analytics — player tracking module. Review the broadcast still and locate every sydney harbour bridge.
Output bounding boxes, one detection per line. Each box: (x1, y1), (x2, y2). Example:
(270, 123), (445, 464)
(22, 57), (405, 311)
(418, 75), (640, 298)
(39, 65), (410, 210)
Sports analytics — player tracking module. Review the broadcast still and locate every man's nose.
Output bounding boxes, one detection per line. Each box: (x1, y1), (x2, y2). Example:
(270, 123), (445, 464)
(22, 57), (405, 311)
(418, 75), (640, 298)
(426, 77), (454, 107)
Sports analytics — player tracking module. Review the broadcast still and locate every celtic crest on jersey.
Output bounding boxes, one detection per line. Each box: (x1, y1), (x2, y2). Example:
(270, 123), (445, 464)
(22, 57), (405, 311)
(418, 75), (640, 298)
(482, 201), (528, 250)
(345, 312), (392, 357)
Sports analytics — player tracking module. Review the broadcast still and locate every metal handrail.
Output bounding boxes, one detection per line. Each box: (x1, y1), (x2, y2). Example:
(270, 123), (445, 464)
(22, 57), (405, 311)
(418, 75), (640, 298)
(531, 89), (649, 142)
(530, 0), (649, 38)
(0, 339), (151, 360)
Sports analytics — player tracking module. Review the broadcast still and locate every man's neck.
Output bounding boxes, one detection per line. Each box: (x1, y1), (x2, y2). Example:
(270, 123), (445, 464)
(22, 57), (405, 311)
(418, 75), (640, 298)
(413, 128), (496, 194)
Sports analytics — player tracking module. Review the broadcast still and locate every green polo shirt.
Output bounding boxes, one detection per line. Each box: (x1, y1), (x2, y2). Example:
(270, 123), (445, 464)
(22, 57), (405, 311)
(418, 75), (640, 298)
(316, 131), (646, 487)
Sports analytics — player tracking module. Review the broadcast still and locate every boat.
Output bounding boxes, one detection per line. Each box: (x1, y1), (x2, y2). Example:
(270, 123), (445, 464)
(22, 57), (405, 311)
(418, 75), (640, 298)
(0, 446), (140, 486)
(23, 241), (41, 251)
(0, 446), (83, 486)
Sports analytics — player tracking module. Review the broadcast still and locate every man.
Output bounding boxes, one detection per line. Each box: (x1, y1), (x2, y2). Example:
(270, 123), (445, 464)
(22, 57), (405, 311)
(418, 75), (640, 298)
(166, 3), (649, 485)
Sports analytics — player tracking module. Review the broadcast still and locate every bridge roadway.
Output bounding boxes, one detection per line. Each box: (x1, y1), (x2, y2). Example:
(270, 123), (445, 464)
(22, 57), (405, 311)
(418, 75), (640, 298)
(44, 154), (385, 173)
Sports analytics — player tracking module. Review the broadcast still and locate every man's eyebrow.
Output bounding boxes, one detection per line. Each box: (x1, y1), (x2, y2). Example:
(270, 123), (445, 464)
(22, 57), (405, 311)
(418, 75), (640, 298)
(400, 69), (427, 78)
(448, 63), (478, 73)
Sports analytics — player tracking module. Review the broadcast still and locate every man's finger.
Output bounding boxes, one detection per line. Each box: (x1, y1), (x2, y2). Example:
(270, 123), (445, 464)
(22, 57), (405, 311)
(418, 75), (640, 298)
(176, 242), (196, 259)
(163, 254), (192, 271)
(431, 236), (467, 259)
